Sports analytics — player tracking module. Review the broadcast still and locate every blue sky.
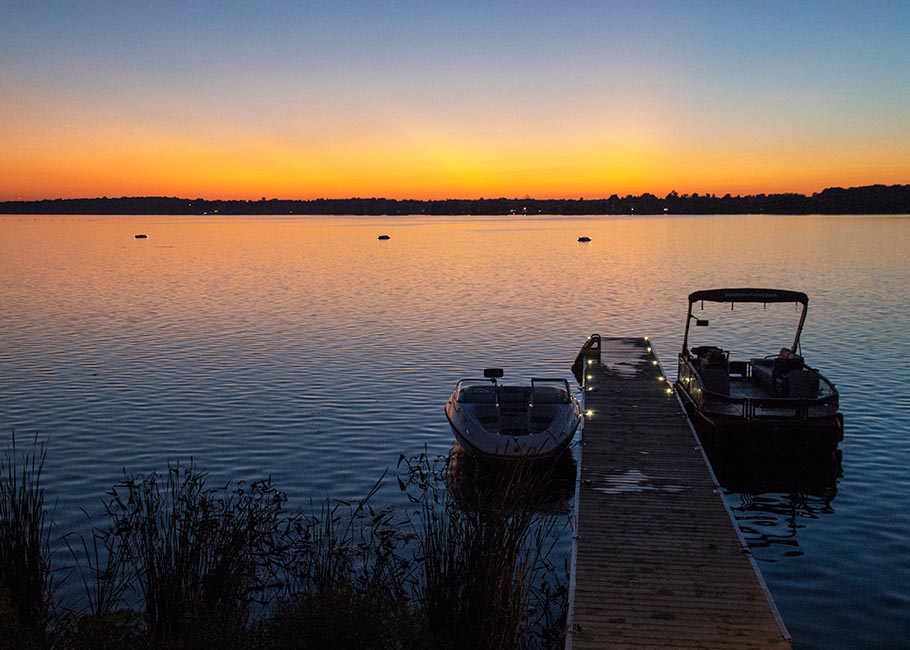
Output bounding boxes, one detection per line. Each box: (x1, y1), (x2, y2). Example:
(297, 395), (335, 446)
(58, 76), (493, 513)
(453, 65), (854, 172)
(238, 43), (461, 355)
(2, 1), (908, 198)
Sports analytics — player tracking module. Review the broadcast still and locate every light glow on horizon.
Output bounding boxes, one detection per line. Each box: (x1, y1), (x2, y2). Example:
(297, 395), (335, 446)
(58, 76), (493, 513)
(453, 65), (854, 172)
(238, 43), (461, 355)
(1, 2), (908, 201)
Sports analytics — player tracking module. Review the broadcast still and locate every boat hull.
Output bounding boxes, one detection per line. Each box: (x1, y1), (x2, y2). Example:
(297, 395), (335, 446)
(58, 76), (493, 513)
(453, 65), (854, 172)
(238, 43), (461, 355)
(447, 423), (576, 460)
(677, 384), (844, 453)
(445, 400), (579, 460)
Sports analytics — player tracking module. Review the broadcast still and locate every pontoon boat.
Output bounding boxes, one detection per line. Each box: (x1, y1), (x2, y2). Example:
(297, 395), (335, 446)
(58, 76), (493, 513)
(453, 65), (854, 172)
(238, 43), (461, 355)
(676, 288), (843, 448)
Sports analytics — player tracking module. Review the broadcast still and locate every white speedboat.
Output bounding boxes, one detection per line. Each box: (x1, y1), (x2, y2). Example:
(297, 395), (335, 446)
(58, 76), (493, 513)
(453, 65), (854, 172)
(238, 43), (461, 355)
(445, 369), (581, 459)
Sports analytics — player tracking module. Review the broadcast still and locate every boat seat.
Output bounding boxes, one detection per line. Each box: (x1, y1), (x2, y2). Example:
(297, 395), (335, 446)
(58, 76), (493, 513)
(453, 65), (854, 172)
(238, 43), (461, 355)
(698, 348), (730, 395)
(471, 404), (501, 428)
(700, 367), (730, 395)
(751, 357), (807, 397)
(529, 405), (557, 433)
(498, 386), (531, 401)
(785, 368), (820, 398)
(751, 359), (775, 393)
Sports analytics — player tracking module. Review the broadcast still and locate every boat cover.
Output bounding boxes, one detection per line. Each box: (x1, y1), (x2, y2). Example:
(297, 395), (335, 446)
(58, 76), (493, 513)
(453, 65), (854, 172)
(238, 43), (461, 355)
(689, 288), (808, 305)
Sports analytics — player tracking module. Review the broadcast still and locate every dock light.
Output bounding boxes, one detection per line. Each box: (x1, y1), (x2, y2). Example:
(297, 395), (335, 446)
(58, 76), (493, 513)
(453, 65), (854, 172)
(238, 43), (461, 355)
(647, 347), (652, 352)
(644, 336), (649, 340)
(651, 360), (658, 365)
(666, 388), (673, 394)
(585, 410), (594, 417)
(658, 376), (665, 381)
(586, 375), (592, 380)
(587, 359), (593, 366)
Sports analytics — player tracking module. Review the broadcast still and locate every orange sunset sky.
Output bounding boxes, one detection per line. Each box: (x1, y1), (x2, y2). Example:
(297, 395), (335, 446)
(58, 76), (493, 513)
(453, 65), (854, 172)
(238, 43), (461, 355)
(1, 2), (908, 201)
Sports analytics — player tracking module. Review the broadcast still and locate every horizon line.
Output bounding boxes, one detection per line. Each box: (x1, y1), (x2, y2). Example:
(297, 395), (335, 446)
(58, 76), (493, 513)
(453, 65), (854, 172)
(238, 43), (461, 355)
(3, 183), (908, 204)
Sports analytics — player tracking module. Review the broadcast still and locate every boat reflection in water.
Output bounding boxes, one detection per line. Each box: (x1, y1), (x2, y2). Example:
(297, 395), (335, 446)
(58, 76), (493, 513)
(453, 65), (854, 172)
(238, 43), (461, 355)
(699, 427), (842, 555)
(446, 443), (577, 515)
(702, 436), (842, 496)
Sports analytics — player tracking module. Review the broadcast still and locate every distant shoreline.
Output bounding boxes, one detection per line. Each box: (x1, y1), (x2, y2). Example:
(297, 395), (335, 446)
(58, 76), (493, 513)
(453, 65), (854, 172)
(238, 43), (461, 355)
(1, 184), (908, 215)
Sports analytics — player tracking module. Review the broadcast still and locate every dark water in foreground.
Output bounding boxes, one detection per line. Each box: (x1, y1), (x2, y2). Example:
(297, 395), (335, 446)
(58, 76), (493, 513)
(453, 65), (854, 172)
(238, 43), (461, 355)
(1, 213), (909, 649)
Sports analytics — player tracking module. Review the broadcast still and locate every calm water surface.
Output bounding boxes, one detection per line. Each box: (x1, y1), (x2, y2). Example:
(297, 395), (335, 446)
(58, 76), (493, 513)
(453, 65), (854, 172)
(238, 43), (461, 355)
(1, 213), (909, 648)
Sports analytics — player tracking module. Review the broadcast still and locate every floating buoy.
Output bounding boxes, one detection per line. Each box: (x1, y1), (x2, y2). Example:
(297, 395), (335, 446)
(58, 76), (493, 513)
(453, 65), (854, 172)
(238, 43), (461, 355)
(135, 234), (148, 239)
(577, 236), (591, 242)
(378, 234), (390, 240)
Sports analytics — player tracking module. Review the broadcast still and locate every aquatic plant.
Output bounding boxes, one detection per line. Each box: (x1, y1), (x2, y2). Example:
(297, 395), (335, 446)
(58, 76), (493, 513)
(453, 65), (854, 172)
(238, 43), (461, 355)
(0, 440), (570, 649)
(262, 472), (417, 649)
(0, 434), (54, 640)
(401, 452), (569, 650)
(99, 464), (291, 643)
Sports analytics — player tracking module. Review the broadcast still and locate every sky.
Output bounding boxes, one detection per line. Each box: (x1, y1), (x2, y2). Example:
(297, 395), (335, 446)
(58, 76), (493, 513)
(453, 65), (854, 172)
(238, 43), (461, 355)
(1, 1), (908, 200)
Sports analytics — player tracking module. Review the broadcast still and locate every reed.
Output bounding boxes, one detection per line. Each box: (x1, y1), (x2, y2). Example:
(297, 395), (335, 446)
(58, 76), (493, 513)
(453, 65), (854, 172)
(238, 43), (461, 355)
(261, 473), (418, 649)
(401, 452), (569, 650)
(62, 523), (128, 619)
(0, 433), (54, 640)
(256, 454), (570, 649)
(99, 463), (291, 644)
(56, 521), (146, 650)
(297, 473), (412, 599)
(1, 441), (569, 649)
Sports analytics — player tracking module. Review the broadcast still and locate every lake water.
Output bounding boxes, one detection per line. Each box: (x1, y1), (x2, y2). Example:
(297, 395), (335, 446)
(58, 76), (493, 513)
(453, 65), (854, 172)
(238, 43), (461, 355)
(1, 213), (909, 649)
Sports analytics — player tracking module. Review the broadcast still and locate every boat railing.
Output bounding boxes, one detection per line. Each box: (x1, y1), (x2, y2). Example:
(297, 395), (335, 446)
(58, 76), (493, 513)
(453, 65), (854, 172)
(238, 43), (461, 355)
(572, 334), (601, 384)
(679, 354), (838, 421)
(705, 391), (836, 421)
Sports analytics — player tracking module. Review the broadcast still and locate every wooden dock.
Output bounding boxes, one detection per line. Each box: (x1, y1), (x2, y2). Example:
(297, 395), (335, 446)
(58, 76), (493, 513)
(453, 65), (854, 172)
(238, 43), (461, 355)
(566, 336), (791, 650)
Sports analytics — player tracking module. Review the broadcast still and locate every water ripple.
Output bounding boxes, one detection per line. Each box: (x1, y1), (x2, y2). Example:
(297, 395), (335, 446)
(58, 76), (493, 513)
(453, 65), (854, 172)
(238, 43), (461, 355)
(1, 214), (909, 647)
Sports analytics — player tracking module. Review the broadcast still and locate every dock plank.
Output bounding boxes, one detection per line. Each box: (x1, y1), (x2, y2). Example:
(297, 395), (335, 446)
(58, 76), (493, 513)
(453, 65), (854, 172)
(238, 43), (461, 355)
(567, 337), (790, 649)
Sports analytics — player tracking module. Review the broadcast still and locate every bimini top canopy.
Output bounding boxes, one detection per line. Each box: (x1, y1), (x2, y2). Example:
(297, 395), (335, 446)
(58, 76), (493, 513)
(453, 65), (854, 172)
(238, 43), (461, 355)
(683, 288), (809, 355)
(689, 288), (808, 305)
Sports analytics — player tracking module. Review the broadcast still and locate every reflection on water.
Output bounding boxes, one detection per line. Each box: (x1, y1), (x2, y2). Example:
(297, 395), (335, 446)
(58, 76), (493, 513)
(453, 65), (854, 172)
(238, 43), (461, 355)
(2, 213), (910, 649)
(704, 439), (842, 496)
(732, 489), (838, 559)
(446, 444), (577, 515)
(701, 435), (841, 560)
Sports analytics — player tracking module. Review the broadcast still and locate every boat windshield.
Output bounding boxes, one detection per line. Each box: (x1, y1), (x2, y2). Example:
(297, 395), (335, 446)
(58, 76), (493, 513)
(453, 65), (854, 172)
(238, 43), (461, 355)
(457, 381), (497, 404)
(531, 379), (572, 404)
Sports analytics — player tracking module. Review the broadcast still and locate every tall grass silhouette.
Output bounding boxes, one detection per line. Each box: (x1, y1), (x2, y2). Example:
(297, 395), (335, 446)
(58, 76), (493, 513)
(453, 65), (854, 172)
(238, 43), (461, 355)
(0, 435), (570, 649)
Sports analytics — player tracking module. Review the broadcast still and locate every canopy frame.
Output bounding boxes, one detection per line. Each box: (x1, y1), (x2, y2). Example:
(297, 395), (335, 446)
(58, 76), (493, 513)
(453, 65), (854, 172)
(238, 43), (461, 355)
(682, 288), (809, 355)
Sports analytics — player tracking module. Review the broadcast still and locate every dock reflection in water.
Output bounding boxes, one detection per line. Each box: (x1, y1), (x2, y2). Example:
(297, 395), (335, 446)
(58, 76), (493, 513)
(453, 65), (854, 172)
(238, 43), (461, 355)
(446, 444), (577, 515)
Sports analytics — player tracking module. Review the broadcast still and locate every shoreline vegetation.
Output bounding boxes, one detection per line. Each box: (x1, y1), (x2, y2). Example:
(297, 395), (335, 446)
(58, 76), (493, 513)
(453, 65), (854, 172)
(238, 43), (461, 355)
(1, 184), (908, 216)
(1, 435), (570, 650)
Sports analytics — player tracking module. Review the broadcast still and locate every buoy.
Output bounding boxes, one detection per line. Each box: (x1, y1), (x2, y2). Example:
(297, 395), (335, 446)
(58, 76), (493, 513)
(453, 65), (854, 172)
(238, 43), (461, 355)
(135, 234), (148, 239)
(378, 234), (390, 240)
(577, 236), (591, 242)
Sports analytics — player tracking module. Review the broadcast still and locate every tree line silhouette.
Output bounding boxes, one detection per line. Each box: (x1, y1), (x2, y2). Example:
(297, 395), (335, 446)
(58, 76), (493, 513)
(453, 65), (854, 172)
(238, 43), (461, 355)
(1, 184), (907, 215)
